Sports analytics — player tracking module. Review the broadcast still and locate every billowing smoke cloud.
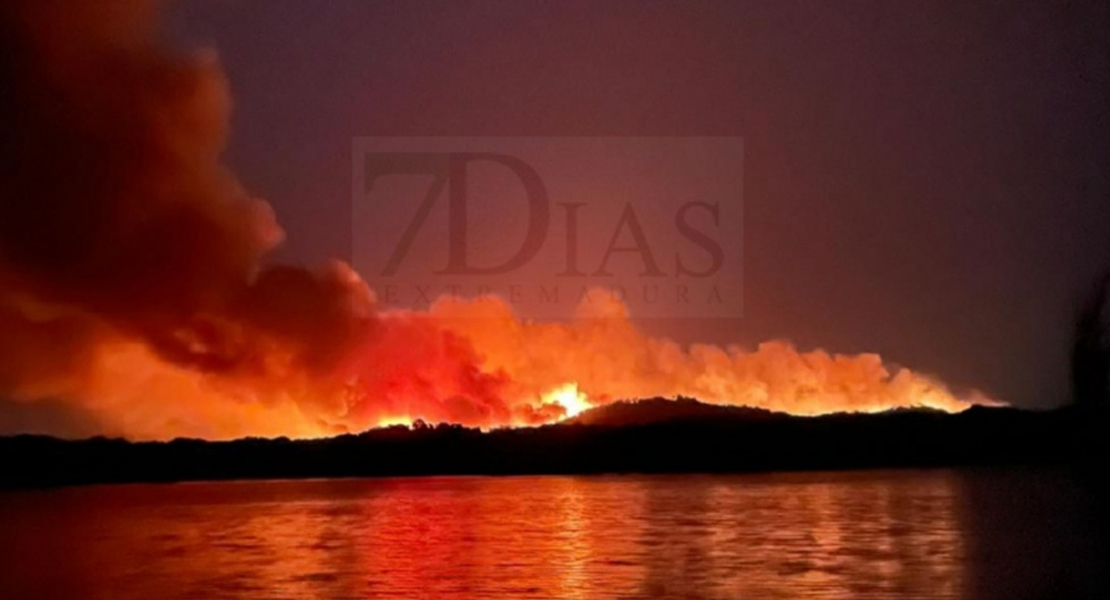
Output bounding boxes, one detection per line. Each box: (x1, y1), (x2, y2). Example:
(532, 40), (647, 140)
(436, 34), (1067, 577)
(0, 0), (994, 440)
(431, 291), (993, 417)
(0, 0), (505, 438)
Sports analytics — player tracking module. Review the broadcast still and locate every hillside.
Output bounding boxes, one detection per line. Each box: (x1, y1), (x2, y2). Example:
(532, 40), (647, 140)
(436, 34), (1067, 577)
(566, 397), (783, 426)
(0, 399), (1089, 490)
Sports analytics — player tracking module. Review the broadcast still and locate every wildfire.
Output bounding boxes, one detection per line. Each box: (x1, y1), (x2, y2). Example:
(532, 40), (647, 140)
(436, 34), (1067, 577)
(543, 383), (592, 419)
(376, 416), (414, 429)
(0, 0), (1002, 442)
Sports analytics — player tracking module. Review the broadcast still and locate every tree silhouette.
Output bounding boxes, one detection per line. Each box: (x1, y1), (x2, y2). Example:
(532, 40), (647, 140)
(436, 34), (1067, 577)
(1071, 272), (1110, 409)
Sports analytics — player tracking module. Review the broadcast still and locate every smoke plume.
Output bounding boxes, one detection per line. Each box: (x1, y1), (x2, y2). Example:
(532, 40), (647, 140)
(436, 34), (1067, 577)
(0, 0), (994, 440)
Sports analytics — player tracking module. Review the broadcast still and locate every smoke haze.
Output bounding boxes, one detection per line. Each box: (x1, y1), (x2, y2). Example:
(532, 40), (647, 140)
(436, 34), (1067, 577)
(0, 0), (991, 440)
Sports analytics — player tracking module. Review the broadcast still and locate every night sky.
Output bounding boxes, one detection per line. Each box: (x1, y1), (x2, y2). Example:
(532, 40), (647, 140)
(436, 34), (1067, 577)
(167, 0), (1110, 409)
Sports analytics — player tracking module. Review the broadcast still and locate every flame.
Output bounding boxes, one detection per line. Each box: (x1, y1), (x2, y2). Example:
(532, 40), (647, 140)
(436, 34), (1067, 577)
(1, 285), (1001, 440)
(0, 0), (1003, 441)
(543, 383), (592, 419)
(376, 416), (414, 429)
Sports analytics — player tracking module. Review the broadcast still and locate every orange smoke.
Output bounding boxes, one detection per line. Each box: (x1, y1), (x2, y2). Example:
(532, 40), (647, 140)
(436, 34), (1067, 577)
(431, 291), (994, 421)
(2, 283), (995, 440)
(0, 0), (997, 440)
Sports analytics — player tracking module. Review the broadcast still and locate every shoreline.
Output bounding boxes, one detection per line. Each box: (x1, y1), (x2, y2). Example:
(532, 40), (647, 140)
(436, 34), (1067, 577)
(2, 403), (1092, 491)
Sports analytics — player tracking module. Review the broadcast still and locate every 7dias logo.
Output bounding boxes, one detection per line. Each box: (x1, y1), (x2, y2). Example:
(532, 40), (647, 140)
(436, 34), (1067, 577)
(351, 137), (743, 319)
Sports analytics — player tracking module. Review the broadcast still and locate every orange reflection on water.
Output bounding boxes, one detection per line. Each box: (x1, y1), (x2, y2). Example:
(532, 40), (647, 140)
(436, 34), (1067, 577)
(0, 471), (983, 600)
(343, 472), (966, 599)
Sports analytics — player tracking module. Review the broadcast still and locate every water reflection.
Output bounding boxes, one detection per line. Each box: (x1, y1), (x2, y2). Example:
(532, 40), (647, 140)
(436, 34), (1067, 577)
(631, 472), (965, 599)
(954, 469), (1109, 600)
(0, 469), (1103, 599)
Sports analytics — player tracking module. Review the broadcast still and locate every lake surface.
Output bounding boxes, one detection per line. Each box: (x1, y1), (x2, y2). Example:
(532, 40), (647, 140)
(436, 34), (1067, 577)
(0, 468), (1106, 599)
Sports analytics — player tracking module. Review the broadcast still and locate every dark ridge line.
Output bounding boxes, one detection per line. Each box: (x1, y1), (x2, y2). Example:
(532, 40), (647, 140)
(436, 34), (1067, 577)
(2, 399), (1100, 490)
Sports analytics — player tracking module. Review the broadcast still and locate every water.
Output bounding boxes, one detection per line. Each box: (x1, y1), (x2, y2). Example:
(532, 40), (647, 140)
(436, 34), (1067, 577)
(0, 468), (1105, 599)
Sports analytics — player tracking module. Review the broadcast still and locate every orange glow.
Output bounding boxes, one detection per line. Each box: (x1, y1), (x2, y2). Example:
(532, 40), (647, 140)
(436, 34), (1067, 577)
(542, 383), (592, 419)
(2, 285), (999, 440)
(0, 0), (1001, 441)
(375, 416), (414, 429)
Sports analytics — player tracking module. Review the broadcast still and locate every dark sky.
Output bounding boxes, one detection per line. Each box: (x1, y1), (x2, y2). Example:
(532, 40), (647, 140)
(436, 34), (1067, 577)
(167, 0), (1110, 409)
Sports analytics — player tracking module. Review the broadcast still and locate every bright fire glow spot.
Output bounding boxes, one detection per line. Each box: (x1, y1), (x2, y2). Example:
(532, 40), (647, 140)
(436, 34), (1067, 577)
(376, 416), (413, 428)
(543, 383), (592, 418)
